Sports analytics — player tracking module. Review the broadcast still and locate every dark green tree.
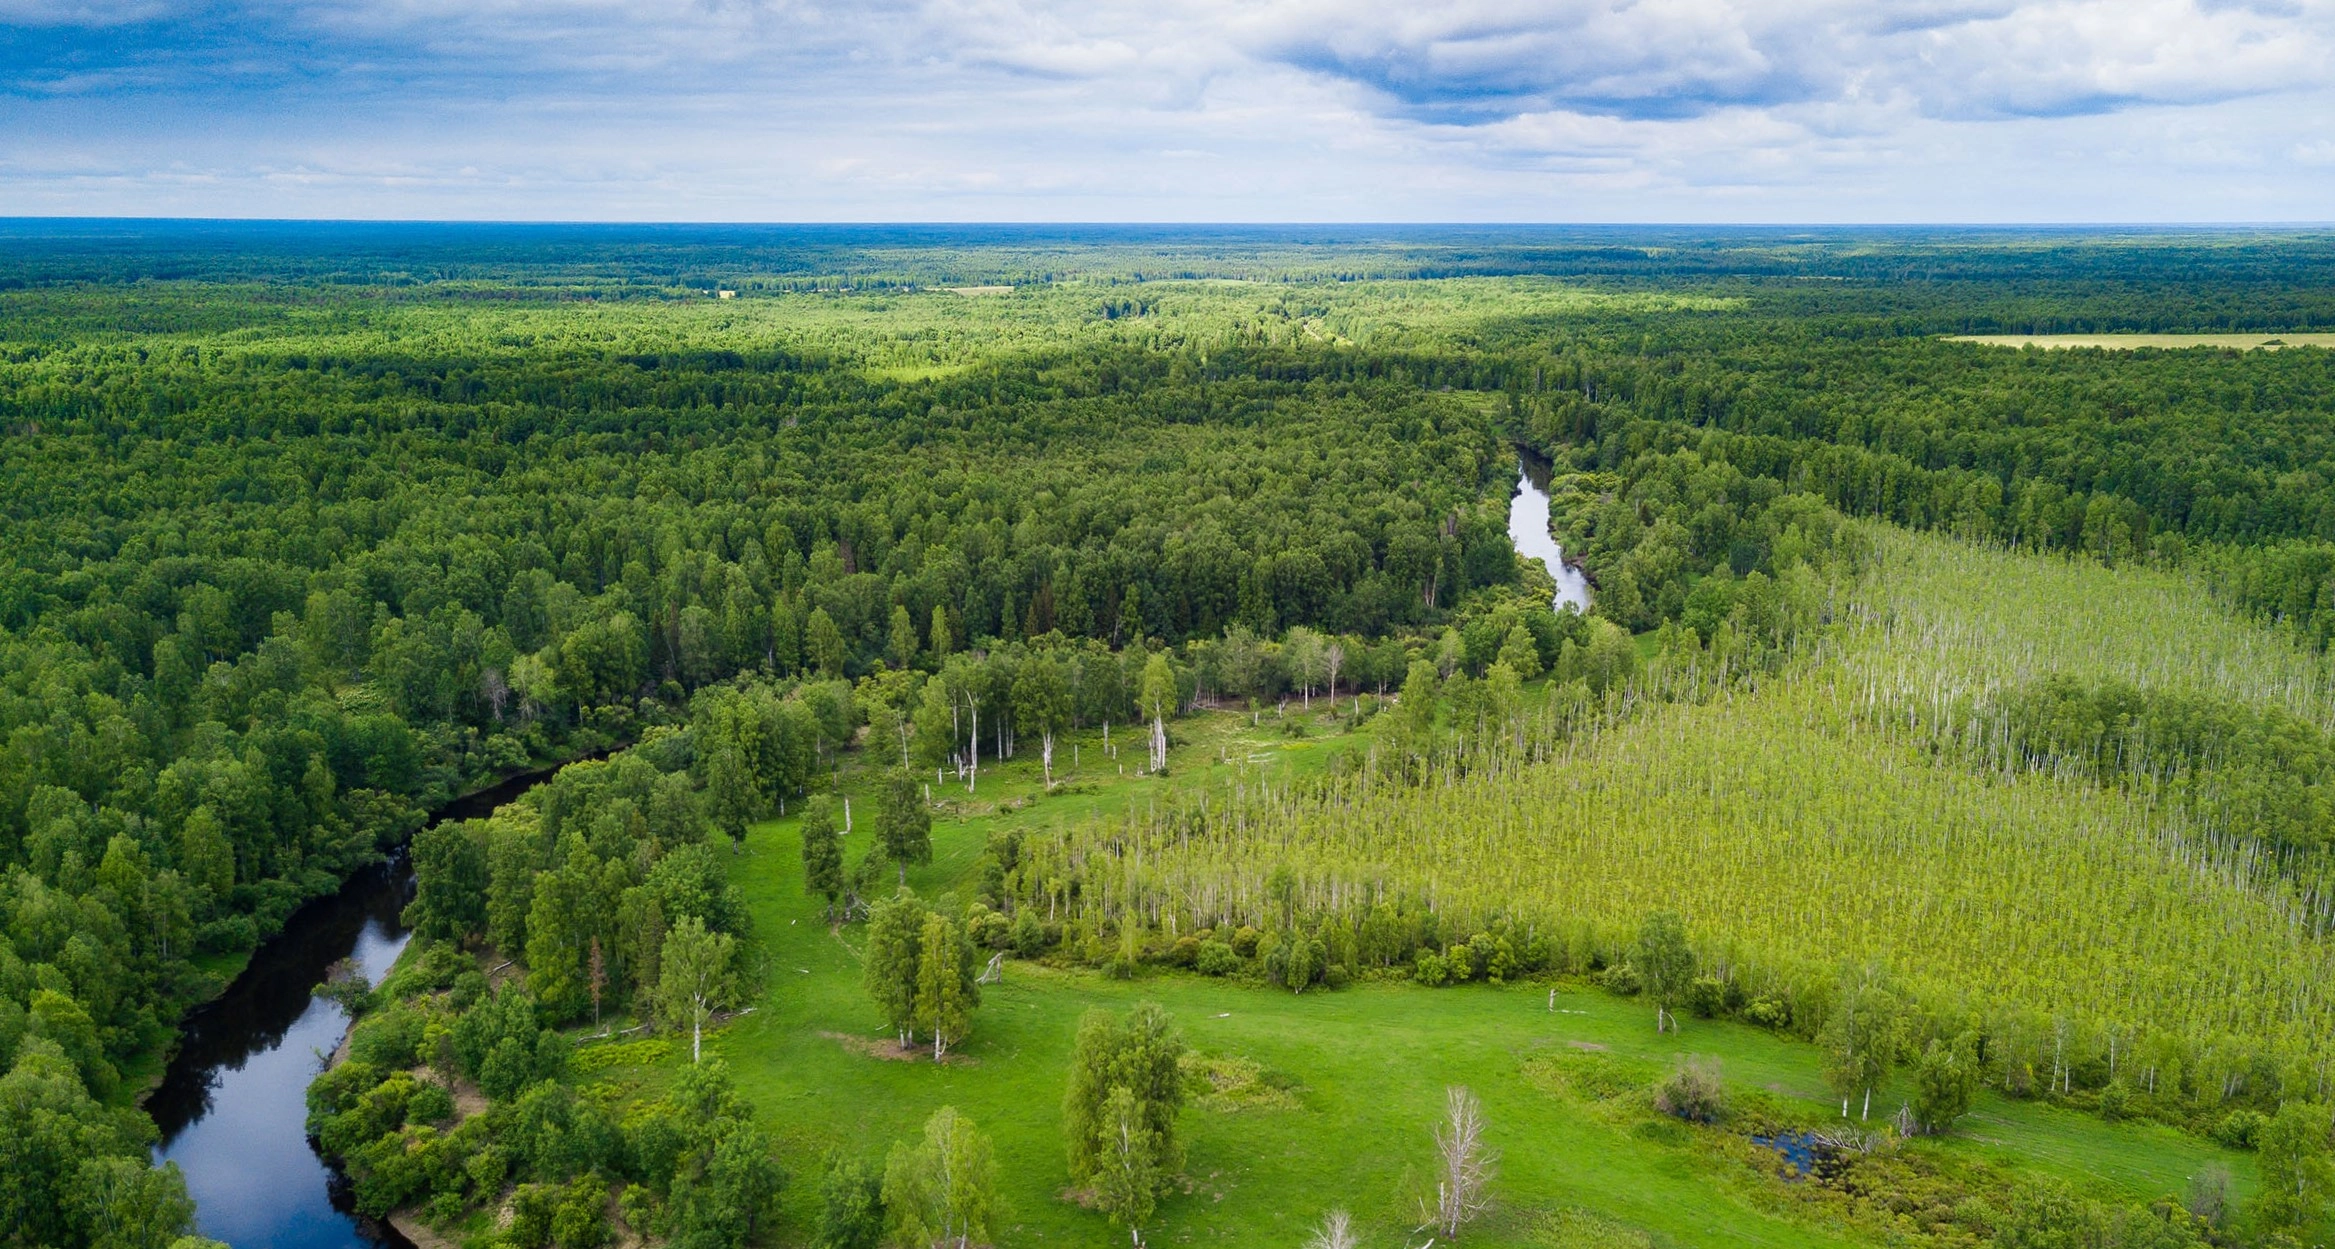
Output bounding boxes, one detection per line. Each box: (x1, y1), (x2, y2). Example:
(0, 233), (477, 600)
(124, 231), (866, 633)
(800, 797), (846, 921)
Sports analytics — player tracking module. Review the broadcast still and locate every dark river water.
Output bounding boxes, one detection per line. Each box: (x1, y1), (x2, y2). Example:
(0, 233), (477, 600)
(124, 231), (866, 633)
(1509, 453), (1592, 613)
(149, 766), (564, 1249)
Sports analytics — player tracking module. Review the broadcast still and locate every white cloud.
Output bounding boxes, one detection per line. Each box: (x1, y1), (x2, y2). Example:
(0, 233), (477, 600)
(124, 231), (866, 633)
(1, 0), (2332, 218)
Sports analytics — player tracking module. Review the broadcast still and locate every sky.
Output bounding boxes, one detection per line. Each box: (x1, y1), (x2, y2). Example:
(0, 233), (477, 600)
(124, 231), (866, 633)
(3, 0), (2333, 222)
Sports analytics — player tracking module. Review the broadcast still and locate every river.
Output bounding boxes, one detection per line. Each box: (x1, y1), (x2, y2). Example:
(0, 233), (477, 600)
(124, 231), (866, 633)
(1509, 453), (1592, 613)
(148, 765), (567, 1249)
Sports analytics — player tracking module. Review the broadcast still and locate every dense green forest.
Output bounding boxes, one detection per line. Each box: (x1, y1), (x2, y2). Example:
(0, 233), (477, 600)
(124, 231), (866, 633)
(6, 224), (2335, 1249)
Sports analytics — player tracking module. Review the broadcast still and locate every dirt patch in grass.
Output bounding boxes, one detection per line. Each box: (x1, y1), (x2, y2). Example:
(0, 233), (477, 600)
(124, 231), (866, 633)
(820, 1031), (979, 1065)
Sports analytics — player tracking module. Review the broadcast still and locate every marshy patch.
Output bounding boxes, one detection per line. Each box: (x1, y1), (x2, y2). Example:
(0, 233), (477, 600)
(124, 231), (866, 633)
(1180, 1052), (1302, 1112)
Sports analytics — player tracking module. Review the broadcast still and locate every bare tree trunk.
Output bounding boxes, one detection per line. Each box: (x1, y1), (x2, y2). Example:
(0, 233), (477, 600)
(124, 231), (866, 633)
(1428, 1085), (1496, 1236)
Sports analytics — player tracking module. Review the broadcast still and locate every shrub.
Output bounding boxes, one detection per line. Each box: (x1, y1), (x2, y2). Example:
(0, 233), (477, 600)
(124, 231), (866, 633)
(1230, 926), (1262, 957)
(1414, 951), (1450, 987)
(1194, 941), (1239, 977)
(1167, 935), (1201, 967)
(1600, 963), (1643, 997)
(2096, 1079), (2130, 1122)
(408, 1082), (457, 1125)
(1010, 911), (1044, 958)
(2208, 1108), (2266, 1150)
(1655, 1056), (1726, 1124)
(1743, 995), (1790, 1030)
(1685, 976), (1729, 1019)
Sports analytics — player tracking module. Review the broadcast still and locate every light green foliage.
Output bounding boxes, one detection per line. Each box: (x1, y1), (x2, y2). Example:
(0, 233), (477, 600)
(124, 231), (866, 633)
(1820, 966), (1902, 1121)
(656, 915), (739, 1064)
(2254, 1101), (2334, 1230)
(1093, 1085), (1161, 1230)
(864, 891), (929, 1046)
(1633, 911), (1694, 1033)
(1064, 1003), (1187, 1195)
(814, 1153), (885, 1249)
(1913, 1036), (1979, 1135)
(882, 1106), (998, 1249)
(913, 911), (979, 1059)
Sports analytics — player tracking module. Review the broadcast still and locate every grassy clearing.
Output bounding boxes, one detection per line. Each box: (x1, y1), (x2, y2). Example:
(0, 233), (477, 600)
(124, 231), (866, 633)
(560, 685), (2256, 1246)
(1017, 526), (2335, 1079)
(1944, 334), (2335, 350)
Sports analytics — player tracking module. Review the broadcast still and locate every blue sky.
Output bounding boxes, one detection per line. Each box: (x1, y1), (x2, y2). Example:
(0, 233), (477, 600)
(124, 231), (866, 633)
(3, 0), (2331, 221)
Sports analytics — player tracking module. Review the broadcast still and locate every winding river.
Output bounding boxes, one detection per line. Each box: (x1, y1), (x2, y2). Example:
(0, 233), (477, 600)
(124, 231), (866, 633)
(1509, 453), (1592, 613)
(143, 476), (1578, 1246)
(148, 766), (565, 1249)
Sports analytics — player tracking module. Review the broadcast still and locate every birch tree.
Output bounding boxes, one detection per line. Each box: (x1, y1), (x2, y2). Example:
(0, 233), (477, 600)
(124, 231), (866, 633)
(1140, 653), (1177, 774)
(882, 1106), (998, 1249)
(656, 915), (737, 1064)
(1427, 1085), (1496, 1237)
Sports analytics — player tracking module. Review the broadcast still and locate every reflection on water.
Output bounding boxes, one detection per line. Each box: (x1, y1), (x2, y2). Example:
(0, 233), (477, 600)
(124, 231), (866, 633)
(149, 863), (413, 1249)
(147, 764), (575, 1249)
(1508, 456), (1592, 613)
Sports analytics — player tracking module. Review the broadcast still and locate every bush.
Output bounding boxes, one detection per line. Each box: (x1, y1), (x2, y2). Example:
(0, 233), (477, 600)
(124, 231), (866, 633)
(349, 1007), (427, 1068)
(1010, 911), (1045, 958)
(1167, 935), (1201, 967)
(1743, 995), (1790, 1030)
(2096, 1079), (2130, 1122)
(408, 1082), (456, 1125)
(1230, 926), (1262, 957)
(1685, 976), (1729, 1019)
(2208, 1108), (2266, 1150)
(1655, 1056), (1726, 1124)
(1599, 964), (1643, 997)
(1414, 951), (1450, 987)
(1194, 940), (1239, 976)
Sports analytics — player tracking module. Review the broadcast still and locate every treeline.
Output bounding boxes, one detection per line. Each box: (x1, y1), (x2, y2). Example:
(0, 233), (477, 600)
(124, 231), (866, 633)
(1506, 334), (2335, 648)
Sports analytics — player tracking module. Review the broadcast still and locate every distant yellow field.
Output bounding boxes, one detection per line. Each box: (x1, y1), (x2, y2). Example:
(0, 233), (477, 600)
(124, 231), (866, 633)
(1947, 333), (2335, 350)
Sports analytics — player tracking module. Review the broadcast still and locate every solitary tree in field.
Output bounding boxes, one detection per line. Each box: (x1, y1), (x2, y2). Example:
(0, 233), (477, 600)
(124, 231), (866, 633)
(1427, 1085), (1496, 1237)
(1305, 1209), (1358, 1249)
(864, 891), (929, 1047)
(1634, 910), (1695, 1033)
(877, 769), (932, 885)
(657, 915), (738, 1064)
(1064, 1003), (1187, 1197)
(882, 1106), (998, 1249)
(800, 797), (845, 921)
